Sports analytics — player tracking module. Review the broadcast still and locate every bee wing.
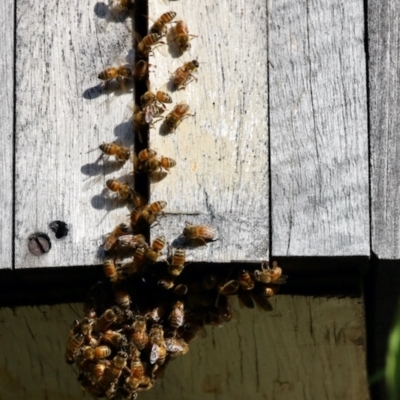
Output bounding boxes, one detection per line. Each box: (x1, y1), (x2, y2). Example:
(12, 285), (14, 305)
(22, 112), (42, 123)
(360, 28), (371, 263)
(165, 339), (183, 353)
(150, 344), (160, 364)
(272, 275), (288, 285)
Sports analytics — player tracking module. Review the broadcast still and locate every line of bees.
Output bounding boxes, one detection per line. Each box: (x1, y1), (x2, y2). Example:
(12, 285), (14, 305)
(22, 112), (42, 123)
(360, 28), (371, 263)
(66, 4), (287, 400)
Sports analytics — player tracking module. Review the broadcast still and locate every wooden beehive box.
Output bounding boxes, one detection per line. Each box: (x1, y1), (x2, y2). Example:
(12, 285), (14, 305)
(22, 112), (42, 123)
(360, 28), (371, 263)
(2, 0), (400, 399)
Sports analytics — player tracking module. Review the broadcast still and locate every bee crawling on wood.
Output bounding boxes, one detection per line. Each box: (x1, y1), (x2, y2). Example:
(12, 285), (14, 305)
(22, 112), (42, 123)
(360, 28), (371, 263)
(162, 101), (194, 134)
(134, 148), (176, 175)
(98, 63), (135, 88)
(135, 32), (164, 58)
(99, 142), (131, 164)
(149, 11), (177, 36)
(170, 60), (199, 90)
(171, 20), (198, 53)
(182, 222), (218, 245)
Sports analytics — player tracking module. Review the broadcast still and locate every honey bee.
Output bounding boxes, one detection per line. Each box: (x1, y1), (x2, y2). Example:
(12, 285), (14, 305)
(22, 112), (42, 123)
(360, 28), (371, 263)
(163, 102), (193, 133)
(134, 60), (149, 81)
(92, 360), (109, 382)
(140, 90), (172, 109)
(237, 269), (255, 290)
(114, 288), (131, 309)
(103, 223), (130, 251)
(133, 108), (148, 131)
(254, 261), (287, 284)
(117, 234), (147, 249)
(133, 246), (146, 268)
(132, 201), (167, 230)
(126, 354), (151, 391)
(150, 337), (167, 365)
(168, 248), (185, 276)
(182, 222), (217, 245)
(131, 316), (148, 350)
(173, 283), (188, 296)
(94, 307), (122, 332)
(65, 333), (84, 364)
(137, 148), (157, 162)
(145, 307), (165, 323)
(106, 179), (132, 200)
(263, 285), (280, 298)
(130, 191), (147, 209)
(99, 142), (130, 164)
(136, 33), (164, 58)
(144, 103), (166, 124)
(148, 324), (164, 341)
(136, 148), (176, 174)
(219, 280), (240, 296)
(79, 317), (95, 336)
(98, 64), (134, 86)
(173, 20), (197, 52)
(170, 301), (185, 329)
(150, 11), (177, 35)
(109, 0), (134, 15)
(103, 258), (120, 282)
(99, 351), (128, 390)
(170, 60), (199, 90)
(103, 330), (128, 348)
(158, 278), (175, 290)
(165, 338), (189, 358)
(81, 345), (112, 360)
(145, 236), (166, 264)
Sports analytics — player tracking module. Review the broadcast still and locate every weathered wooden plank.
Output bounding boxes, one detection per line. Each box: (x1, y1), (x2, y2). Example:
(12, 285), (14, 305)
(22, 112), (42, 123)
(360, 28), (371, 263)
(147, 0), (269, 262)
(15, 0), (135, 267)
(269, 0), (369, 256)
(369, 0), (400, 259)
(0, 297), (369, 400)
(0, 303), (85, 400)
(0, 0), (14, 270)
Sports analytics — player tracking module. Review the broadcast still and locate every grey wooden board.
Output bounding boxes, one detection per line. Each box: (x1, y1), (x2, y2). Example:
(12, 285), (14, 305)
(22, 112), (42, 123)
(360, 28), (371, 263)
(0, 0), (14, 269)
(0, 297), (369, 400)
(15, 0), (135, 268)
(148, 0), (269, 262)
(269, 0), (369, 256)
(369, 0), (400, 259)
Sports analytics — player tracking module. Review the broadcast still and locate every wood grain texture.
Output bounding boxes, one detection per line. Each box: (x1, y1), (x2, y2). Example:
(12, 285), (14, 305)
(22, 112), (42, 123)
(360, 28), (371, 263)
(369, 0), (400, 259)
(0, 0), (14, 269)
(147, 0), (269, 262)
(0, 297), (369, 400)
(15, 0), (135, 267)
(0, 303), (88, 400)
(269, 0), (369, 256)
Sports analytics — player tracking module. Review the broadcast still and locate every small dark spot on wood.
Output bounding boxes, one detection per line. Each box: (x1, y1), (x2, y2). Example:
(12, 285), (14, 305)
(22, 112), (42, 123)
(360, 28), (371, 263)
(49, 220), (69, 239)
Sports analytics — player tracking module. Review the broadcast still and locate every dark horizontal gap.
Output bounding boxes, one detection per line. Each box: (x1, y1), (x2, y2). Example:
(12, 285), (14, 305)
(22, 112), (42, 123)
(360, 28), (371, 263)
(273, 255), (368, 297)
(0, 256), (368, 307)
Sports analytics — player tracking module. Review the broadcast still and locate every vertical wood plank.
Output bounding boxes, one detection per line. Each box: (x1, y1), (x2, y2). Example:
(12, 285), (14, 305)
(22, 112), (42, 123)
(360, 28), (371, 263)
(0, 303), (88, 400)
(0, 0), (14, 269)
(147, 0), (269, 262)
(269, 0), (369, 256)
(369, 0), (400, 259)
(15, 0), (134, 267)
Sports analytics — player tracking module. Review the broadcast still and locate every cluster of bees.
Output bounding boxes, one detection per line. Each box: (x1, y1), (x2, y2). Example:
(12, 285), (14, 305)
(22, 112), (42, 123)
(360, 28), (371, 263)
(66, 2), (287, 399)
